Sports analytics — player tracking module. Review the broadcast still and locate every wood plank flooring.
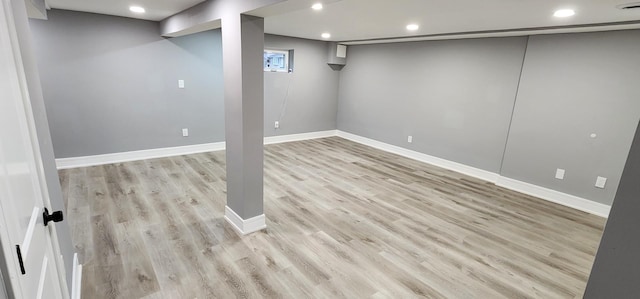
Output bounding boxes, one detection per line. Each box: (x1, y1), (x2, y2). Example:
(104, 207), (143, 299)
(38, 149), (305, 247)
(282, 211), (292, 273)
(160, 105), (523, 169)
(59, 137), (606, 298)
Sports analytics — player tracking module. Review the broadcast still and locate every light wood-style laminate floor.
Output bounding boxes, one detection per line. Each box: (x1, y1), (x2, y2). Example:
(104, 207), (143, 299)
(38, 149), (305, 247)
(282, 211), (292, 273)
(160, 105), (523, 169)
(59, 137), (605, 299)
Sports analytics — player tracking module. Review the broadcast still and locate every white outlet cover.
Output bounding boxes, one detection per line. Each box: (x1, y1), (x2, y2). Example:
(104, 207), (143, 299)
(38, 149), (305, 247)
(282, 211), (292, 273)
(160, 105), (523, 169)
(407, 136), (413, 143)
(178, 80), (185, 89)
(595, 176), (607, 189)
(274, 121), (279, 129)
(182, 128), (189, 137)
(555, 168), (565, 180)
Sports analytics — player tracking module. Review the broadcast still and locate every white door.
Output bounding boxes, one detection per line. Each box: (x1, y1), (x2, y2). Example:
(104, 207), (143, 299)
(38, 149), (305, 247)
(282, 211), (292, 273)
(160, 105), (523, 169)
(0, 0), (65, 298)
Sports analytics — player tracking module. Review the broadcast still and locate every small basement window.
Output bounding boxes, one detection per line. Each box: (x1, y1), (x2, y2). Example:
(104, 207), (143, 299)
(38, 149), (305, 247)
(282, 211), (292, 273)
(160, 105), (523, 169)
(264, 49), (292, 73)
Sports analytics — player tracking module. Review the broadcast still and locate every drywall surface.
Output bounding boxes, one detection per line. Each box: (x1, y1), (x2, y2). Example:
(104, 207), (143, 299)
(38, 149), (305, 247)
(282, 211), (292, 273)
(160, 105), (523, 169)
(30, 9), (640, 207)
(0, 235), (9, 298)
(500, 31), (640, 205)
(337, 30), (640, 205)
(221, 14), (265, 220)
(584, 120), (640, 297)
(29, 11), (339, 159)
(30, 10), (225, 158)
(264, 34), (340, 136)
(337, 37), (528, 172)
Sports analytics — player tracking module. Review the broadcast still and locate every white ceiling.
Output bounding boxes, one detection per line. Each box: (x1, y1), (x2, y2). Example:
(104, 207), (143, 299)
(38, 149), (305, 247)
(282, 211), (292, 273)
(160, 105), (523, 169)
(45, 0), (640, 42)
(46, 0), (205, 21)
(257, 0), (640, 42)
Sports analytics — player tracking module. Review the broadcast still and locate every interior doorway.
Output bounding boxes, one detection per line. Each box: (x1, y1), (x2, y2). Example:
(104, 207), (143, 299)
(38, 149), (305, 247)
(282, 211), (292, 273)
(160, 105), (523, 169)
(0, 237), (11, 299)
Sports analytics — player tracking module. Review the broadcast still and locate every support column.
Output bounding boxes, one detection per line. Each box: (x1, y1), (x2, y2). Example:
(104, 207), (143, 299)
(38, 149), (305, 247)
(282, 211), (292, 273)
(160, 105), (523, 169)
(584, 120), (640, 297)
(221, 14), (266, 235)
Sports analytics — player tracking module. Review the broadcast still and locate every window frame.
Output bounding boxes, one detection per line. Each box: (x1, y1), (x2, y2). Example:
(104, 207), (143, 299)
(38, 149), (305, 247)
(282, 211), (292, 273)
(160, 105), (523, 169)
(264, 49), (290, 73)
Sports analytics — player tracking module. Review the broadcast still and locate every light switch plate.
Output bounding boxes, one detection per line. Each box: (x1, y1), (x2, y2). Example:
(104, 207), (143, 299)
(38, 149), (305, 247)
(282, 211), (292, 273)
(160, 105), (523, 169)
(555, 168), (565, 180)
(595, 176), (607, 189)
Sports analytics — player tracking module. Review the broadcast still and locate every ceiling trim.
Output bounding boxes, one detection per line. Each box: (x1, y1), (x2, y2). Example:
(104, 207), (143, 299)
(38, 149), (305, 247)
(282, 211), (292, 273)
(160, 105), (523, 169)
(339, 21), (640, 45)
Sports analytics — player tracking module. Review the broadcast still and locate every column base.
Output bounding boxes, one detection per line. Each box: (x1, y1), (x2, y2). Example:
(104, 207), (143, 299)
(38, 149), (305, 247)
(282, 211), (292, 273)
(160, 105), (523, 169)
(224, 206), (266, 235)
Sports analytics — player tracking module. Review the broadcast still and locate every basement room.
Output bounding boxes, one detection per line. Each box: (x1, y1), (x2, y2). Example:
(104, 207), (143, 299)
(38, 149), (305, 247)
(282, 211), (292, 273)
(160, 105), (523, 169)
(1, 0), (640, 298)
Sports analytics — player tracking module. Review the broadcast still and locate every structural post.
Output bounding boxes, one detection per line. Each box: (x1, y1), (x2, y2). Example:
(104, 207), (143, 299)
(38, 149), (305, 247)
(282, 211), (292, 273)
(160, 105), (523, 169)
(221, 14), (266, 235)
(584, 121), (640, 297)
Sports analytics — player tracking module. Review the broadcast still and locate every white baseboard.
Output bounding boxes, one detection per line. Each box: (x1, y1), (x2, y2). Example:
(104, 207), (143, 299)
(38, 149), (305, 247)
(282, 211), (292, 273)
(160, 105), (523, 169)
(336, 130), (610, 217)
(56, 142), (226, 169)
(264, 130), (337, 145)
(71, 253), (82, 299)
(224, 206), (266, 235)
(496, 177), (611, 218)
(336, 130), (500, 183)
(55, 128), (610, 217)
(55, 130), (338, 169)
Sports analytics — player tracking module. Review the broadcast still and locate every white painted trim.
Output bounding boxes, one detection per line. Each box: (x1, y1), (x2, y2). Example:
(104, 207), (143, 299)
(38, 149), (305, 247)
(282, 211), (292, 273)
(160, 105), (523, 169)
(336, 130), (500, 183)
(36, 256), (48, 299)
(264, 130), (337, 145)
(342, 23), (640, 45)
(496, 176), (611, 218)
(224, 206), (266, 235)
(56, 130), (338, 170)
(56, 253), (69, 299)
(336, 130), (611, 217)
(56, 142), (226, 169)
(55, 128), (611, 217)
(22, 207), (41, 257)
(71, 253), (82, 299)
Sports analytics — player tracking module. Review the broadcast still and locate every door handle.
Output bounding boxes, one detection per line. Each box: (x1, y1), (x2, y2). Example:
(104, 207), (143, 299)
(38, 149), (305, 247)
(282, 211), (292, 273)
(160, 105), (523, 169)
(43, 208), (63, 226)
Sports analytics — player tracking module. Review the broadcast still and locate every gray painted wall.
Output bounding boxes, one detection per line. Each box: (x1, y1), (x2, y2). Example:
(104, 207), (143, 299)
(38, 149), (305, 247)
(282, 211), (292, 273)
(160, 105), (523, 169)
(30, 10), (226, 158)
(338, 30), (640, 205)
(13, 0), (75, 292)
(584, 120), (640, 297)
(338, 37), (528, 172)
(30, 10), (640, 207)
(221, 14), (265, 219)
(29, 10), (339, 159)
(0, 236), (9, 299)
(265, 35), (340, 136)
(0, 269), (6, 299)
(500, 31), (640, 205)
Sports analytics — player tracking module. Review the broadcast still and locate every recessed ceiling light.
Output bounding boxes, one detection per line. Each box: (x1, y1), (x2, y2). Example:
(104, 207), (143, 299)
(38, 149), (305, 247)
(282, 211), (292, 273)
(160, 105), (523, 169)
(129, 6), (145, 13)
(553, 9), (575, 17)
(321, 33), (331, 39)
(312, 3), (323, 10)
(406, 24), (419, 31)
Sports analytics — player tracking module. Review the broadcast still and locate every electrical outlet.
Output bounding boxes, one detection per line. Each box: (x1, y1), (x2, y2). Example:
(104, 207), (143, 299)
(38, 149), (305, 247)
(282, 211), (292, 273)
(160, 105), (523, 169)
(555, 168), (565, 180)
(182, 128), (189, 137)
(178, 80), (185, 89)
(595, 176), (607, 189)
(274, 121), (280, 129)
(407, 136), (413, 143)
